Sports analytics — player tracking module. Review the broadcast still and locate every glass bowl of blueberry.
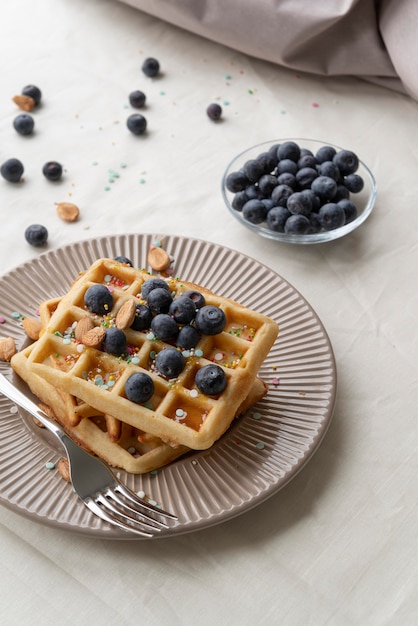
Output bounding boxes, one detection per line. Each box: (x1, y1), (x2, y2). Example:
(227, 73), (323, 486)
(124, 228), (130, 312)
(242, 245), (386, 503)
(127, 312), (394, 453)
(221, 138), (377, 244)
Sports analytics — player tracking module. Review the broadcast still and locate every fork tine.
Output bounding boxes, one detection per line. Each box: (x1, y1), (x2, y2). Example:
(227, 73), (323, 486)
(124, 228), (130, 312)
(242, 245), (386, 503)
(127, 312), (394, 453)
(100, 486), (168, 530)
(85, 498), (155, 537)
(114, 482), (178, 520)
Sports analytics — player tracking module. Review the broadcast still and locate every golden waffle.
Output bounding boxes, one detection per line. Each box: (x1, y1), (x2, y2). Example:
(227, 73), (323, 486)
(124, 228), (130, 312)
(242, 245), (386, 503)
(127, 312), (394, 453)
(17, 258), (278, 450)
(12, 342), (268, 473)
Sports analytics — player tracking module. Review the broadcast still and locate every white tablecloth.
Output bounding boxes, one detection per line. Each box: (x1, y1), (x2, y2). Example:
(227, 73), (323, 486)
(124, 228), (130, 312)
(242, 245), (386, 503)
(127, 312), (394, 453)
(0, 1), (417, 624)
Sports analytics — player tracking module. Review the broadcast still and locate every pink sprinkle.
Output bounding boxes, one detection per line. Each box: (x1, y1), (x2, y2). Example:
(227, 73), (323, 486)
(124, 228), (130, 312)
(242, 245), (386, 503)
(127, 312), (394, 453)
(272, 377), (280, 386)
(0, 316), (6, 324)
(312, 102), (320, 108)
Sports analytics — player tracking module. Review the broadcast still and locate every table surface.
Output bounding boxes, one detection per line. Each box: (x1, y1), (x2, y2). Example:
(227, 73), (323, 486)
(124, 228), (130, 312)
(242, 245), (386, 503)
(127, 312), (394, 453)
(1, 1), (417, 625)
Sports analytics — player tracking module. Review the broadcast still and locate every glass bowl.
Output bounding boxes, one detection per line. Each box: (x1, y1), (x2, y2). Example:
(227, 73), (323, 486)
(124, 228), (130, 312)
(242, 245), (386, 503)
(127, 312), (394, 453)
(221, 138), (377, 244)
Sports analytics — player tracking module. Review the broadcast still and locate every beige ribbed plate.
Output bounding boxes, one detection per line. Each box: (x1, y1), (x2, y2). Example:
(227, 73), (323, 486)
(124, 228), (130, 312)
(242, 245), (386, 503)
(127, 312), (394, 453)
(0, 234), (336, 539)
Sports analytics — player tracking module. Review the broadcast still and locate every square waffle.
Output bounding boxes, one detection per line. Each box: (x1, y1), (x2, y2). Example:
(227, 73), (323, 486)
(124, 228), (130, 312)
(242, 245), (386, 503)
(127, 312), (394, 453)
(18, 258), (278, 450)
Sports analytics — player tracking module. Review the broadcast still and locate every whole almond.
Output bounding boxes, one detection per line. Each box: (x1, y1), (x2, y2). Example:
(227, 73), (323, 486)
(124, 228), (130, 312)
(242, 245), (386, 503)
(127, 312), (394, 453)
(57, 458), (71, 482)
(82, 326), (106, 348)
(147, 245), (171, 272)
(56, 202), (80, 222)
(22, 317), (42, 340)
(0, 337), (16, 362)
(75, 316), (94, 342)
(115, 299), (136, 329)
(12, 94), (35, 111)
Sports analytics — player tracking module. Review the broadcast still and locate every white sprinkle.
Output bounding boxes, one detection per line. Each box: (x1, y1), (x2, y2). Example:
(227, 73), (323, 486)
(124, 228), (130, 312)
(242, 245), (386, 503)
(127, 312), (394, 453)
(190, 389), (198, 397)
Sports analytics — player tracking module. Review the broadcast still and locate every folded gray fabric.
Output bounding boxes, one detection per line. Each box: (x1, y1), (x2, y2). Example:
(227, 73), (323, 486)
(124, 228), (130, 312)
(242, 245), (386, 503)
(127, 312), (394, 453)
(119, 0), (418, 100)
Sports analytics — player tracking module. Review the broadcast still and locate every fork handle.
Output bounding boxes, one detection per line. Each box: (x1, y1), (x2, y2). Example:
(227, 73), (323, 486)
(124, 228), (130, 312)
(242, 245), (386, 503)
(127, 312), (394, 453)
(0, 373), (65, 442)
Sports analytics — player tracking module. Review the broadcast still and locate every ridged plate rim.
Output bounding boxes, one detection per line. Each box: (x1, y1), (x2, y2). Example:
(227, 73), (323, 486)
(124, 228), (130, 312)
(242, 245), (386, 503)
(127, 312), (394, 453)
(0, 233), (336, 539)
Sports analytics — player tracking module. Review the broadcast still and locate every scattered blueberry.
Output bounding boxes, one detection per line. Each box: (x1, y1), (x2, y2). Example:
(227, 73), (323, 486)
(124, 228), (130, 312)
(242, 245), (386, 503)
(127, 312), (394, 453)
(195, 364), (227, 396)
(13, 114), (34, 136)
(42, 161), (63, 181)
(142, 57), (160, 77)
(84, 284), (114, 315)
(176, 325), (200, 349)
(114, 255), (133, 266)
(22, 85), (42, 106)
(129, 90), (146, 108)
(207, 103), (222, 121)
(169, 295), (196, 325)
(130, 303), (152, 331)
(182, 290), (206, 309)
(127, 113), (147, 135)
(195, 305), (226, 335)
(103, 327), (127, 355)
(151, 314), (179, 342)
(1, 158), (24, 182)
(24, 224), (48, 247)
(125, 372), (154, 404)
(146, 287), (173, 314)
(155, 348), (185, 379)
(318, 203), (346, 231)
(141, 278), (170, 299)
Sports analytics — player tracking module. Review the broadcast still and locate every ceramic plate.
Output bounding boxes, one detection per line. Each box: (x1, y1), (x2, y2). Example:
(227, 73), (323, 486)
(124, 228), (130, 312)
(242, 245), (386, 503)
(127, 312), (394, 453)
(0, 234), (336, 539)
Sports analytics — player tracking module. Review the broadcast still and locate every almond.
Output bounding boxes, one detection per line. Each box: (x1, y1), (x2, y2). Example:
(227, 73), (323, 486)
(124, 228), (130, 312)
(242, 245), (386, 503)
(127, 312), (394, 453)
(115, 299), (136, 329)
(82, 326), (105, 348)
(147, 245), (171, 272)
(57, 458), (71, 482)
(12, 94), (35, 111)
(0, 337), (16, 362)
(74, 316), (94, 342)
(22, 317), (42, 340)
(56, 202), (80, 222)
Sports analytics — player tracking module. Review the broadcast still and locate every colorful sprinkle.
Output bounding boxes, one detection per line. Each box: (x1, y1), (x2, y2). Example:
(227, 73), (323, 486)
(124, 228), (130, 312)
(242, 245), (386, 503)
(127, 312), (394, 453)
(195, 349), (203, 358)
(45, 461), (55, 470)
(272, 377), (280, 386)
(312, 102), (320, 108)
(256, 442), (265, 450)
(175, 408), (184, 417)
(190, 389), (198, 398)
(252, 412), (261, 420)
(11, 312), (21, 319)
(0, 316), (6, 324)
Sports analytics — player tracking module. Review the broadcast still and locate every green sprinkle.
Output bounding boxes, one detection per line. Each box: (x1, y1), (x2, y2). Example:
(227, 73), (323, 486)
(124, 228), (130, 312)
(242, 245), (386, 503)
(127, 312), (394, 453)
(139, 178), (146, 184)
(256, 442), (265, 450)
(252, 412), (262, 420)
(11, 311), (21, 319)
(45, 462), (55, 470)
(195, 349), (203, 357)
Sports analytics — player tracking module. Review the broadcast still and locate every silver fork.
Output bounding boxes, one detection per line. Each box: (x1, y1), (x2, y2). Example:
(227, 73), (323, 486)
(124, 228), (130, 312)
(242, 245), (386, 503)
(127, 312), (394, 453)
(0, 373), (177, 537)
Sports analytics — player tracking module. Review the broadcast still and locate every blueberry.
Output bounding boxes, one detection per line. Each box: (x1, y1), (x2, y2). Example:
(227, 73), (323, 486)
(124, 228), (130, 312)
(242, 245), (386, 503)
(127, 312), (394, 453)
(103, 327), (127, 355)
(176, 325), (200, 349)
(125, 372), (154, 404)
(311, 175), (337, 201)
(142, 57), (160, 77)
(195, 364), (227, 396)
(270, 184), (293, 207)
(256, 151), (277, 173)
(266, 206), (291, 232)
(231, 190), (249, 212)
(243, 159), (264, 183)
(297, 154), (317, 169)
(242, 199), (267, 224)
(295, 167), (318, 189)
(258, 174), (278, 196)
(343, 174), (364, 193)
(129, 90), (146, 108)
(146, 287), (173, 314)
(225, 170), (249, 193)
(22, 84), (42, 106)
(24, 224), (48, 247)
(127, 113), (147, 135)
(300, 148), (314, 158)
(277, 172), (297, 189)
(338, 199), (358, 224)
(278, 141), (300, 162)
(155, 348), (185, 379)
(195, 305), (226, 335)
(151, 314), (179, 342)
(318, 203), (346, 230)
(315, 145), (336, 164)
(262, 198), (275, 212)
(84, 284), (114, 315)
(334, 185), (350, 201)
(114, 255), (133, 266)
(307, 213), (321, 234)
(169, 295), (196, 324)
(207, 103), (222, 121)
(1, 158), (24, 182)
(287, 191), (312, 216)
(284, 214), (310, 235)
(301, 188), (320, 211)
(318, 160), (341, 181)
(333, 150), (359, 175)
(42, 161), (63, 181)
(244, 184), (261, 200)
(276, 158), (298, 176)
(182, 290), (206, 309)
(267, 143), (281, 162)
(130, 304), (152, 331)
(13, 114), (34, 136)
(141, 278), (170, 299)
